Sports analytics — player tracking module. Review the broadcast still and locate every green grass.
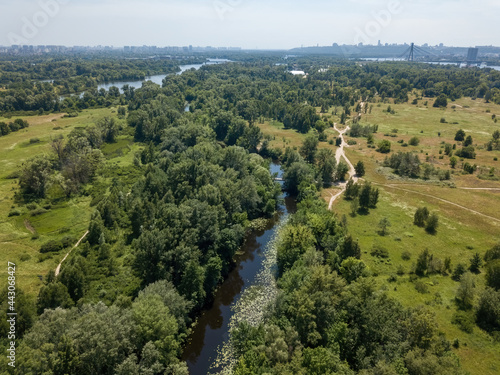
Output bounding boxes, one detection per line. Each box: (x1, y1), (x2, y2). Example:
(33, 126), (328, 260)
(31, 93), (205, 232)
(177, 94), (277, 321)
(0, 108), (123, 294)
(329, 97), (500, 375)
(256, 97), (500, 374)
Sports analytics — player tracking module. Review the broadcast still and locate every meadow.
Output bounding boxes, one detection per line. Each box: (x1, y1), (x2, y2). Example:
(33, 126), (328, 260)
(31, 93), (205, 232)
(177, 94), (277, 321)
(0, 108), (140, 294)
(258, 95), (500, 375)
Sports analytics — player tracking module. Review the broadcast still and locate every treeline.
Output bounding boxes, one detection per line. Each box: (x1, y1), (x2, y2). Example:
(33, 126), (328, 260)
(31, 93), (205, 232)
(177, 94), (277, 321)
(0, 118), (29, 136)
(310, 61), (500, 104)
(0, 56), (180, 86)
(3, 56), (500, 119)
(231, 198), (465, 374)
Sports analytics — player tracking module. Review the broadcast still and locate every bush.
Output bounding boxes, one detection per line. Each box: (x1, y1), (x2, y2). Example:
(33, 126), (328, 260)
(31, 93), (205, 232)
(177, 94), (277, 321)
(384, 152), (421, 177)
(40, 236), (75, 254)
(40, 240), (64, 254)
(433, 94), (448, 108)
(377, 140), (391, 153)
(408, 136), (420, 146)
(414, 281), (429, 294)
(8, 209), (21, 217)
(425, 213), (439, 234)
(371, 244), (389, 258)
(402, 251), (411, 261)
(452, 311), (475, 333)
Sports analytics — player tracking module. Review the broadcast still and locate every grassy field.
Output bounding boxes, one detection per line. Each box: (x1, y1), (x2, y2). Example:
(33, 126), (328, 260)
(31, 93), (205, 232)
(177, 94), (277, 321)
(257, 96), (500, 374)
(0, 108), (137, 295)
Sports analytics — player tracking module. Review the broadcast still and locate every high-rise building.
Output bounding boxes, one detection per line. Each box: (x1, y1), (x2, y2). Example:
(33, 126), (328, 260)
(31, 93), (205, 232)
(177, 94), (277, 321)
(467, 47), (479, 62)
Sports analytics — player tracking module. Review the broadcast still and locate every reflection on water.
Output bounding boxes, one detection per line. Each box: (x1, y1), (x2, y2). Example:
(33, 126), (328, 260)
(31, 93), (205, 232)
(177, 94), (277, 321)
(182, 163), (295, 375)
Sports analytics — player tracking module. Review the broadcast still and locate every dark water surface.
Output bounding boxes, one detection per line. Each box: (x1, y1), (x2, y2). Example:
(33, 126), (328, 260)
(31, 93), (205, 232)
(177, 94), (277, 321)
(182, 163), (295, 375)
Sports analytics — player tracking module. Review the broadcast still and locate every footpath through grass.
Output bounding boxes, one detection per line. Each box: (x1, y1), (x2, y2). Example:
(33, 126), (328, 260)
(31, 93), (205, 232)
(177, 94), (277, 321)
(0, 108), (135, 294)
(256, 96), (500, 375)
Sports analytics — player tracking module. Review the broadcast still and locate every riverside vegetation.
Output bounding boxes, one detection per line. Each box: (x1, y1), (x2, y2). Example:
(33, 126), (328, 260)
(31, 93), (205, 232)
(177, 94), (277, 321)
(0, 54), (499, 374)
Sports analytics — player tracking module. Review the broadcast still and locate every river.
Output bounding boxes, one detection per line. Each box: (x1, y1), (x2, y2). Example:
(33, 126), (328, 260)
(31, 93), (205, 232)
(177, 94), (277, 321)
(59, 59), (232, 99)
(95, 59), (231, 92)
(182, 163), (295, 375)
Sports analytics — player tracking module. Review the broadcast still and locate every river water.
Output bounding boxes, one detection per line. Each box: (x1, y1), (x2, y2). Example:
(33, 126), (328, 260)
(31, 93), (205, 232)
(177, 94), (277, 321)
(95, 59), (231, 92)
(182, 163), (295, 375)
(59, 59), (231, 99)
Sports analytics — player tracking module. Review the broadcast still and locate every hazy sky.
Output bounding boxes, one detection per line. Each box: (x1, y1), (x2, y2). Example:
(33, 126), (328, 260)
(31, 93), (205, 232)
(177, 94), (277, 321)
(0, 0), (498, 48)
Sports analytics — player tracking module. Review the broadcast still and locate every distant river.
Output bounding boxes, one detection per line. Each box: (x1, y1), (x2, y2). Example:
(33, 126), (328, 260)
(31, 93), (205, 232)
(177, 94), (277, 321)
(96, 59), (231, 92)
(58, 59), (232, 99)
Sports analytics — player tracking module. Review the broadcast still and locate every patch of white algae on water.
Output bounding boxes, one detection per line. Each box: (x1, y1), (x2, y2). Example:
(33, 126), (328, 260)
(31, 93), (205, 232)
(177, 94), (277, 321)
(210, 215), (289, 374)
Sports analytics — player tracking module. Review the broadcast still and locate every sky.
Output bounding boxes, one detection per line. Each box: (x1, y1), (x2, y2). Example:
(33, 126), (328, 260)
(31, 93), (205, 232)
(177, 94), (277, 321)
(0, 0), (498, 49)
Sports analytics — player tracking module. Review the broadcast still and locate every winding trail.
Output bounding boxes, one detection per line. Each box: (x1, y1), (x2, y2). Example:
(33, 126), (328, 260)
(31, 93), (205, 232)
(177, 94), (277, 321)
(373, 183), (500, 224)
(326, 122), (500, 223)
(328, 124), (358, 210)
(55, 230), (89, 277)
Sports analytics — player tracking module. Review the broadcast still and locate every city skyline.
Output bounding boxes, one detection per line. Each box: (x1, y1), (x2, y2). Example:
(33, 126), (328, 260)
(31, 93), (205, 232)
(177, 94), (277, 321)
(0, 0), (498, 49)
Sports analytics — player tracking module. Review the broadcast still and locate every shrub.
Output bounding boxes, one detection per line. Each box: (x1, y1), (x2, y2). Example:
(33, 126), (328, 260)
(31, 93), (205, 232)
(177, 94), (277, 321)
(8, 209), (21, 217)
(40, 236), (76, 254)
(452, 311), (474, 333)
(371, 244), (389, 258)
(40, 240), (64, 253)
(377, 140), (391, 153)
(408, 136), (420, 146)
(433, 94), (448, 108)
(414, 281), (429, 294)
(402, 251), (411, 261)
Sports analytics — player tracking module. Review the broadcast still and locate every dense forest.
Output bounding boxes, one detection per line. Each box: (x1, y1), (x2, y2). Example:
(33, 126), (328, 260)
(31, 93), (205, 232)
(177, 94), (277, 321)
(1, 56), (500, 374)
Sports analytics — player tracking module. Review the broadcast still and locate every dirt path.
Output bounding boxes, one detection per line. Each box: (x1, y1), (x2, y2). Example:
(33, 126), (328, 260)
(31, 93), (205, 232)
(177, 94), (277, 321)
(328, 124), (358, 210)
(374, 183), (500, 224)
(24, 219), (35, 234)
(457, 187), (500, 191)
(55, 230), (89, 277)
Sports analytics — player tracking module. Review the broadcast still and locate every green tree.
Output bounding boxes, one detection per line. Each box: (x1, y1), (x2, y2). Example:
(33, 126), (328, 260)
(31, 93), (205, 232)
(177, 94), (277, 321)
(452, 263), (467, 281)
(300, 134), (319, 164)
(19, 155), (53, 198)
(354, 160), (365, 177)
(336, 161), (349, 181)
(456, 272), (475, 309)
(277, 225), (316, 274)
(283, 162), (315, 195)
(476, 288), (500, 332)
(469, 253), (483, 274)
(132, 294), (180, 360)
(433, 94), (448, 108)
(378, 217), (391, 236)
(454, 129), (466, 142)
(450, 156), (458, 168)
(36, 282), (73, 314)
(350, 198), (359, 217)
(485, 260), (500, 290)
(344, 179), (359, 200)
(425, 213), (439, 234)
(340, 257), (368, 283)
(316, 148), (336, 186)
(414, 207), (429, 227)
(484, 243), (500, 262)
(463, 135), (473, 147)
(415, 249), (430, 277)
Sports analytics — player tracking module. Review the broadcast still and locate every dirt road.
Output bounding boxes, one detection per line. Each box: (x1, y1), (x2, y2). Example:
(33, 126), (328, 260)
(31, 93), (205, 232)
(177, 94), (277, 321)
(328, 124), (358, 210)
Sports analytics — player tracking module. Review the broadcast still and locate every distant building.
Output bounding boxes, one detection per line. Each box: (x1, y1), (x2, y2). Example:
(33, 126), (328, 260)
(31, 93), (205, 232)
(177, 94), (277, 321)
(467, 47), (479, 62)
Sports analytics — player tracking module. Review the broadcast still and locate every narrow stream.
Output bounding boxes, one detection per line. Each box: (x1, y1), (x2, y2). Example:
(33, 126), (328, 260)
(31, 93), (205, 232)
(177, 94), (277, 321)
(182, 163), (295, 375)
